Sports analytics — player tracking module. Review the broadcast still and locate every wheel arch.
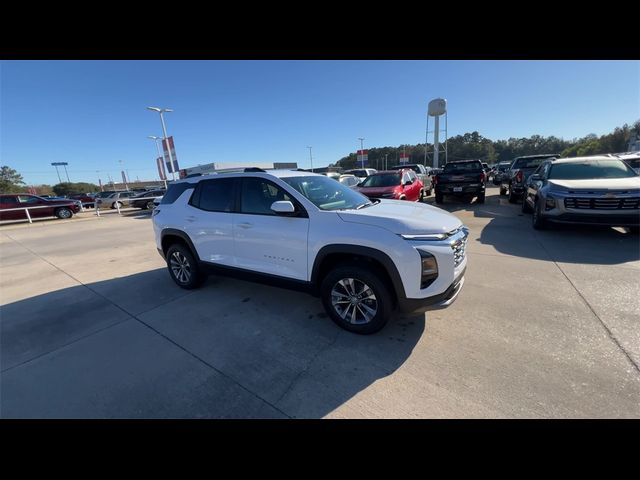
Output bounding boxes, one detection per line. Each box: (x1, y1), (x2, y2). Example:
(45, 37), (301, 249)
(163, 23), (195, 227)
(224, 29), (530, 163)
(160, 229), (200, 262)
(311, 244), (406, 301)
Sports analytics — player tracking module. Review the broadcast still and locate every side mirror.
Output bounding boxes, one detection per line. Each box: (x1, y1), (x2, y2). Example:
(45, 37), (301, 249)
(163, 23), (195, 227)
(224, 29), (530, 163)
(271, 200), (296, 215)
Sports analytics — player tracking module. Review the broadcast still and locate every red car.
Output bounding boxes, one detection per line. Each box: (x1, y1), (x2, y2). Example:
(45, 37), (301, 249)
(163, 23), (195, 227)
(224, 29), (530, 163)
(0, 194), (81, 221)
(355, 169), (424, 201)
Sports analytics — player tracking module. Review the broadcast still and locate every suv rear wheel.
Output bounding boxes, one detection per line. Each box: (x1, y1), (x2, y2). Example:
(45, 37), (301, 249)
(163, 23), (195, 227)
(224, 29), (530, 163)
(508, 188), (519, 203)
(320, 265), (392, 334)
(435, 192), (443, 204)
(166, 243), (206, 289)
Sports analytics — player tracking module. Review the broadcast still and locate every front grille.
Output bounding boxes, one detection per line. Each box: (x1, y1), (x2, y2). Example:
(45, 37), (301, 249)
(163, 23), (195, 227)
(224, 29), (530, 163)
(564, 197), (640, 210)
(451, 237), (467, 267)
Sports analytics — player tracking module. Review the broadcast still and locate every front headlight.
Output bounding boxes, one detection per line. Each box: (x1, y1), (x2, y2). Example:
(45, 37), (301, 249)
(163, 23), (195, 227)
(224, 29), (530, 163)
(418, 250), (438, 288)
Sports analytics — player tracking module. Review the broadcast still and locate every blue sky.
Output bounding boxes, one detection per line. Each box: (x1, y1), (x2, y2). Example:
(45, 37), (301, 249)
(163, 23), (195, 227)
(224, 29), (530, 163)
(2, 60), (638, 186)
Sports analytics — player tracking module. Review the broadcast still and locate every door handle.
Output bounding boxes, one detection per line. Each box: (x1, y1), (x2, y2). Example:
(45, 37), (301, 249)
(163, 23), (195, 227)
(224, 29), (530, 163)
(237, 222), (253, 229)
(186, 215), (196, 222)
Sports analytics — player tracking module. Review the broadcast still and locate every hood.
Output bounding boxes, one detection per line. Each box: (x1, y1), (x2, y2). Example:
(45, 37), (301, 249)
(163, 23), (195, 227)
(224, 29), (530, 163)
(356, 185), (397, 197)
(549, 177), (640, 192)
(337, 200), (462, 235)
(48, 199), (77, 205)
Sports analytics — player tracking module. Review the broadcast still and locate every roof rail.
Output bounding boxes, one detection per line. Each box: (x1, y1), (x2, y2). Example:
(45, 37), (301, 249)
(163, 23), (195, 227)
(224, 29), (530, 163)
(243, 167), (266, 173)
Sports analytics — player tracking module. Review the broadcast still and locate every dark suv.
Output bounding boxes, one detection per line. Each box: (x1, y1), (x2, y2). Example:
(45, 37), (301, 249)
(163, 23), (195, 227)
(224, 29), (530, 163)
(501, 154), (559, 203)
(434, 160), (486, 204)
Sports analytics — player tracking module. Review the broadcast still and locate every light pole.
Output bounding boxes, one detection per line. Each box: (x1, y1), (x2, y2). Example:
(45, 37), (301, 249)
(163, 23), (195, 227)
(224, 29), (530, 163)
(358, 137), (365, 169)
(51, 163), (62, 183)
(307, 146), (313, 172)
(147, 107), (176, 181)
(96, 170), (103, 191)
(148, 135), (168, 188)
(118, 160), (129, 191)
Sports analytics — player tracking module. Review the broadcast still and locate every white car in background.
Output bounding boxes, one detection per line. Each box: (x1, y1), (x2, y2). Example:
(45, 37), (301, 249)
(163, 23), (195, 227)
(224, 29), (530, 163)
(338, 174), (360, 188)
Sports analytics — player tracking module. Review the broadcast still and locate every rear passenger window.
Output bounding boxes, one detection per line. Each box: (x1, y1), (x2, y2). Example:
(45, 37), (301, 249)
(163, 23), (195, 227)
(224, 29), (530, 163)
(161, 183), (194, 205)
(191, 178), (236, 212)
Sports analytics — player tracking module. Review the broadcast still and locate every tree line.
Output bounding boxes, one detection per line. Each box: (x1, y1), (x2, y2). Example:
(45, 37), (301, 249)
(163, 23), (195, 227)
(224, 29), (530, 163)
(333, 121), (639, 170)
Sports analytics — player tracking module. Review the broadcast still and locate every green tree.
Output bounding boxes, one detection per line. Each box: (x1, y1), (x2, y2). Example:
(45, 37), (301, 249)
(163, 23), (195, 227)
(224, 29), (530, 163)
(52, 182), (100, 196)
(0, 166), (25, 193)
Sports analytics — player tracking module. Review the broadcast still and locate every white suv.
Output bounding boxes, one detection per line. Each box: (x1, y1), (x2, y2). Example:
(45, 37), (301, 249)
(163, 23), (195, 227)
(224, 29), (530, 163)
(152, 168), (468, 334)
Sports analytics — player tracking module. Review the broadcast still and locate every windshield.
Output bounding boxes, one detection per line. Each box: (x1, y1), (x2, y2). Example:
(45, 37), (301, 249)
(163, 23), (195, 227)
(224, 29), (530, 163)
(360, 173), (401, 187)
(513, 157), (546, 169)
(443, 162), (482, 173)
(281, 175), (371, 211)
(548, 160), (638, 180)
(347, 170), (368, 177)
(498, 164), (511, 171)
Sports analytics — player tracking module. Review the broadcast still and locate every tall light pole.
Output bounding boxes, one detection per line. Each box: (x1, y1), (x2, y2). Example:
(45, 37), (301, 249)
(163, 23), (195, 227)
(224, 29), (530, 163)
(118, 160), (129, 191)
(51, 163), (62, 183)
(307, 146), (313, 172)
(149, 135), (168, 188)
(358, 137), (365, 168)
(147, 107), (176, 181)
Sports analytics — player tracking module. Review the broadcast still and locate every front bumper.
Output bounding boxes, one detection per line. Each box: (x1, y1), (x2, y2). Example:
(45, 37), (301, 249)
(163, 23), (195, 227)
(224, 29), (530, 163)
(545, 212), (640, 227)
(436, 184), (484, 196)
(397, 267), (466, 314)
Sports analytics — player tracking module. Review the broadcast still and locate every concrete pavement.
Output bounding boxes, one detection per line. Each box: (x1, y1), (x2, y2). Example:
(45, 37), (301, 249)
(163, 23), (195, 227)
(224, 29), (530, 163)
(1, 188), (639, 418)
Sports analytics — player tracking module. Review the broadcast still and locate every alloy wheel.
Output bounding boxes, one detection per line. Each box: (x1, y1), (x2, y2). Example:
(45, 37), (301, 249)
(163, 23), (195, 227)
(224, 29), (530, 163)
(170, 251), (192, 284)
(331, 278), (378, 324)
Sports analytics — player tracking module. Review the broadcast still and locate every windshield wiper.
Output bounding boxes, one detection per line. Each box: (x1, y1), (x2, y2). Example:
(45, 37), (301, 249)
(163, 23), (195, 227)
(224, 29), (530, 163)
(356, 200), (378, 210)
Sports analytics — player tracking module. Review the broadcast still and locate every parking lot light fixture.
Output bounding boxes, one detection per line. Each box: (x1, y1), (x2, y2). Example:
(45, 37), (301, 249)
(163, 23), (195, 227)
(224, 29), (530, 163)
(147, 107), (176, 181)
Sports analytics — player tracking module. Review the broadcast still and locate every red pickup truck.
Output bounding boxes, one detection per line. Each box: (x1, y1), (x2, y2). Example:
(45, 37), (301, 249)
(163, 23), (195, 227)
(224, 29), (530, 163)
(0, 194), (81, 221)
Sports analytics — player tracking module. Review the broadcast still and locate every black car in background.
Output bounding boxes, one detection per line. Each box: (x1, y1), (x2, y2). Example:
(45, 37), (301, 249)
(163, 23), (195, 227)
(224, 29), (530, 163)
(501, 154), (559, 203)
(130, 189), (166, 210)
(434, 160), (486, 204)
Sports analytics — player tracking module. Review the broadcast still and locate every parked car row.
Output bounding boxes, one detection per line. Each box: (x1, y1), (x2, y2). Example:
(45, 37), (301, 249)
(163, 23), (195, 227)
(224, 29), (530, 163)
(0, 188), (166, 222)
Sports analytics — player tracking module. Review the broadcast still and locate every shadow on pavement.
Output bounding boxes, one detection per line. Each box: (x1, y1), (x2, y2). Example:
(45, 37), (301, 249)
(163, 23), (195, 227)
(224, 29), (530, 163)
(425, 188), (640, 265)
(1, 268), (424, 418)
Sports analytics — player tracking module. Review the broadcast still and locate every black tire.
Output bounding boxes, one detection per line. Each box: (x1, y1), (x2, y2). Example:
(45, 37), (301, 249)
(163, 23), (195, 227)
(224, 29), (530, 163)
(320, 265), (393, 334)
(508, 188), (518, 204)
(435, 192), (443, 204)
(499, 186), (507, 196)
(146, 201), (155, 210)
(111, 201), (123, 209)
(426, 188), (432, 196)
(476, 192), (485, 204)
(165, 243), (206, 289)
(419, 189), (424, 202)
(532, 201), (548, 230)
(55, 207), (73, 219)
(522, 196), (533, 213)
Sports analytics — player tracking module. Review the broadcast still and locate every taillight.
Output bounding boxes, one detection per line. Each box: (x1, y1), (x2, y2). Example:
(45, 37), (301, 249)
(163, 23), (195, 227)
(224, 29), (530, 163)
(516, 171), (523, 183)
(479, 172), (485, 182)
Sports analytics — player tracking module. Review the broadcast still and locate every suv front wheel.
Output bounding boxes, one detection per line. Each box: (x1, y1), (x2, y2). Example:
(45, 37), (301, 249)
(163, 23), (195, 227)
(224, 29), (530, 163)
(320, 265), (392, 334)
(166, 243), (206, 289)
